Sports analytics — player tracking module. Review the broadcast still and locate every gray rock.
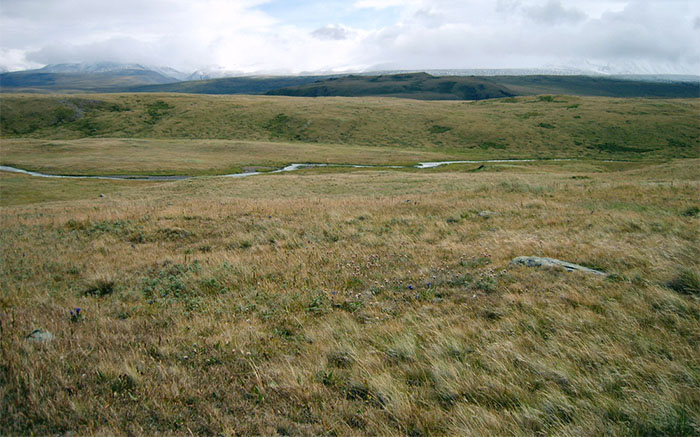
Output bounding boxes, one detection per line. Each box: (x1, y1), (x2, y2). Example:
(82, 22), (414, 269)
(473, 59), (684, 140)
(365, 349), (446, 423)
(27, 329), (54, 342)
(510, 256), (607, 276)
(478, 210), (498, 218)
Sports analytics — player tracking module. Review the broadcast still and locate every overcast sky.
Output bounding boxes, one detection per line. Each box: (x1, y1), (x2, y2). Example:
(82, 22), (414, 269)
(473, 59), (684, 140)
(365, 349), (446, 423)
(1, 0), (698, 74)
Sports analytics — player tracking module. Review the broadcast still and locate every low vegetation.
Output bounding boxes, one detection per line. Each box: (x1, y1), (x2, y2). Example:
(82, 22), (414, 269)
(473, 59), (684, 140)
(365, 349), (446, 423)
(1, 94), (698, 167)
(2, 70), (698, 98)
(265, 72), (515, 100)
(1, 91), (698, 435)
(1, 157), (699, 435)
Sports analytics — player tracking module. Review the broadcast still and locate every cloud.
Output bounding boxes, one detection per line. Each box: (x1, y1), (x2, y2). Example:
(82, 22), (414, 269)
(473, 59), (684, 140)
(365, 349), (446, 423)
(312, 26), (355, 41)
(1, 0), (699, 74)
(524, 1), (587, 24)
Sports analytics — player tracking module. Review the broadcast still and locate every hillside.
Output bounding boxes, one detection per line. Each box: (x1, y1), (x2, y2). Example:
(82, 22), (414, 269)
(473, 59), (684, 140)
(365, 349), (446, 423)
(125, 75), (333, 94)
(0, 69), (179, 93)
(489, 75), (700, 98)
(1, 94), (698, 163)
(2, 68), (698, 100)
(265, 73), (699, 100)
(265, 73), (515, 100)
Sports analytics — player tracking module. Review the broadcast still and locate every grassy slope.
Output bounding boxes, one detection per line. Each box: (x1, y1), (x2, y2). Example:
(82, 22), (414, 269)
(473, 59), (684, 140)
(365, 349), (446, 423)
(267, 74), (700, 99)
(485, 75), (700, 98)
(126, 76), (332, 94)
(1, 94), (698, 175)
(3, 71), (697, 99)
(265, 73), (515, 100)
(1, 159), (699, 435)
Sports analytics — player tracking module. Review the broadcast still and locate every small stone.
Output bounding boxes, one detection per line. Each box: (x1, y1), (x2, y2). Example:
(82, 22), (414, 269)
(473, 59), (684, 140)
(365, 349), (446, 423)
(27, 329), (54, 342)
(99, 194), (105, 198)
(510, 256), (607, 276)
(478, 211), (498, 218)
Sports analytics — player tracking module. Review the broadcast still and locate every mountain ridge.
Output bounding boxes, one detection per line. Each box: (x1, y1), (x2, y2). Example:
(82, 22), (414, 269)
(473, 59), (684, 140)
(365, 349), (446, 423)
(1, 62), (698, 99)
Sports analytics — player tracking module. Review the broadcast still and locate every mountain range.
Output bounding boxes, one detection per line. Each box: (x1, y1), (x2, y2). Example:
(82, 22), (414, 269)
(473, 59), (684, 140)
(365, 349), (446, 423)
(1, 62), (698, 99)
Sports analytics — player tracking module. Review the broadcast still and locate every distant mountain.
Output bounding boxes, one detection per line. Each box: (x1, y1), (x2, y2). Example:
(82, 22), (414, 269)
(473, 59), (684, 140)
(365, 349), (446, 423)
(185, 68), (248, 81)
(0, 62), (183, 93)
(1, 63), (697, 99)
(33, 62), (190, 81)
(265, 72), (515, 100)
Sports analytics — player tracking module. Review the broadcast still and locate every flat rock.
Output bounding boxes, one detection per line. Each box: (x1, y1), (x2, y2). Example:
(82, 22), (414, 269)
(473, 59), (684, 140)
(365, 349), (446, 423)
(26, 329), (55, 342)
(510, 256), (607, 276)
(478, 210), (498, 218)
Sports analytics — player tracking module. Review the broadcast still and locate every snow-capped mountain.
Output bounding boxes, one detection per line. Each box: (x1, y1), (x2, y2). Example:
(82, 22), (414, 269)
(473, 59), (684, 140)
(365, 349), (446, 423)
(35, 62), (190, 81)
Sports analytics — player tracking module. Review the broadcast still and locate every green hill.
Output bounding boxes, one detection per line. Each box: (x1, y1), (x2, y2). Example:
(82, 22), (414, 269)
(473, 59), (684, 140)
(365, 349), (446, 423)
(2, 69), (697, 100)
(267, 73), (699, 99)
(266, 73), (515, 100)
(489, 75), (700, 98)
(1, 93), (698, 161)
(125, 76), (332, 94)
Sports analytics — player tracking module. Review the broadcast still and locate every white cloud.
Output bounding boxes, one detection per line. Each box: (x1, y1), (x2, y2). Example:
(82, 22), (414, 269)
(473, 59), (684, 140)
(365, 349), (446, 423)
(1, 0), (698, 74)
(524, 1), (587, 24)
(312, 25), (356, 41)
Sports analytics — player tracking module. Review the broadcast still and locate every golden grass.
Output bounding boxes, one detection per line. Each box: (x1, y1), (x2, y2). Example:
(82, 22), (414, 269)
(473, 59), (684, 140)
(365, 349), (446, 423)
(2, 94), (698, 161)
(1, 159), (698, 435)
(0, 137), (456, 176)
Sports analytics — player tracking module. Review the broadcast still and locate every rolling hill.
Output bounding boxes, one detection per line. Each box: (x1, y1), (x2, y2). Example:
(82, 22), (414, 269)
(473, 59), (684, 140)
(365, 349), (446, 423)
(125, 75), (333, 94)
(486, 75), (700, 98)
(1, 93), (697, 162)
(265, 73), (515, 100)
(3, 64), (697, 100)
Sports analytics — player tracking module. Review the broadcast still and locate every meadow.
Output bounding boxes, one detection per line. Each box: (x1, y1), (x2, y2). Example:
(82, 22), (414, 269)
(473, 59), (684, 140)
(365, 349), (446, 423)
(1, 94), (699, 436)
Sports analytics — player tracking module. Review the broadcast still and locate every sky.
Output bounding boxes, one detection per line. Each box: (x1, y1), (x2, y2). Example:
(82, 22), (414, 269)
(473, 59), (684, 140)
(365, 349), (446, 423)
(1, 0), (699, 74)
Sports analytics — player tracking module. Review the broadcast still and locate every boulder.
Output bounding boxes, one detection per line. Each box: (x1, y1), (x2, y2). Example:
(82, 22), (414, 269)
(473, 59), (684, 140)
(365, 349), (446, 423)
(26, 329), (54, 342)
(510, 256), (606, 276)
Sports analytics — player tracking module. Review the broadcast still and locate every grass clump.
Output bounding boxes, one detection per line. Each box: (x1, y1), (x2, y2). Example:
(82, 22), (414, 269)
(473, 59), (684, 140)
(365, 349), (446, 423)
(83, 278), (116, 297)
(681, 206), (699, 217)
(667, 268), (700, 295)
(589, 142), (653, 154)
(429, 125), (452, 134)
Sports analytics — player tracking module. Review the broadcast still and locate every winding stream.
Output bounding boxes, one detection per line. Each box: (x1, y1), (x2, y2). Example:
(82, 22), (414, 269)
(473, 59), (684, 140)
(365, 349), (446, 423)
(1, 159), (570, 181)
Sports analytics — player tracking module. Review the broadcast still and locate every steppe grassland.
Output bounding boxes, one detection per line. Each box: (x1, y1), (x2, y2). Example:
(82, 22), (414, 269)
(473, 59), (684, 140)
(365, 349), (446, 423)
(0, 138), (456, 177)
(1, 95), (698, 170)
(1, 157), (699, 435)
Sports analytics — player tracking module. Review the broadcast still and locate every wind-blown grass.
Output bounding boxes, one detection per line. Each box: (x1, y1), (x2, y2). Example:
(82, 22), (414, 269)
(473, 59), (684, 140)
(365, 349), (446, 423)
(1, 94), (698, 161)
(1, 159), (698, 435)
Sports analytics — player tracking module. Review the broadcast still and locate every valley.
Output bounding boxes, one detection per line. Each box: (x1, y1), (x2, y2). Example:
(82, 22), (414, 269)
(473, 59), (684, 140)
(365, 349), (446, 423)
(1, 92), (698, 435)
